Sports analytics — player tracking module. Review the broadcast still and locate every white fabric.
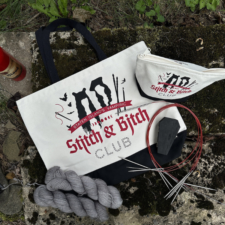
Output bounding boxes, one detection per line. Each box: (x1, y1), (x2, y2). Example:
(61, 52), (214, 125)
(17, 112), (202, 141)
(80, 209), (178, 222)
(17, 42), (186, 175)
(136, 49), (225, 100)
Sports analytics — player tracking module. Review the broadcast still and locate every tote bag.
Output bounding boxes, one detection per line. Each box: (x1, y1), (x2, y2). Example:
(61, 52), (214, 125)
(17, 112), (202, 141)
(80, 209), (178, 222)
(17, 19), (187, 185)
(136, 48), (225, 102)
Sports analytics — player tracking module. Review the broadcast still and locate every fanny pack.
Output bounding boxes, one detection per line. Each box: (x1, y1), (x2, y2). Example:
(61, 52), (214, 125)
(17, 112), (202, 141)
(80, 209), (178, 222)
(136, 48), (225, 102)
(17, 19), (187, 185)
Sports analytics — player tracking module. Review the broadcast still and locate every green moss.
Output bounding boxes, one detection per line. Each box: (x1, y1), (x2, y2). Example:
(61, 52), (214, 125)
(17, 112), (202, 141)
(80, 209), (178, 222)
(196, 200), (214, 210)
(28, 212), (38, 224)
(0, 211), (24, 222)
(22, 153), (47, 183)
(108, 208), (120, 217)
(212, 170), (225, 189)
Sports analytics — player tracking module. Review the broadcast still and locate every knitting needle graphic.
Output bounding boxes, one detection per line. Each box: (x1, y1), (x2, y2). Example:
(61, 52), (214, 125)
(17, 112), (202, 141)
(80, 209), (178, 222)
(55, 112), (72, 121)
(159, 75), (163, 81)
(186, 80), (196, 88)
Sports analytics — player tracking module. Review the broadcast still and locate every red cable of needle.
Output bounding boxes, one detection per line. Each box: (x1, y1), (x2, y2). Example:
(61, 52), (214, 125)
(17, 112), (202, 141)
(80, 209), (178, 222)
(146, 103), (203, 173)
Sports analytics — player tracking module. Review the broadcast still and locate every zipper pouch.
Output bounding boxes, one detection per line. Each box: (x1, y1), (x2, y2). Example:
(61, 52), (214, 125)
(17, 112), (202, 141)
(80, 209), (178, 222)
(135, 49), (225, 102)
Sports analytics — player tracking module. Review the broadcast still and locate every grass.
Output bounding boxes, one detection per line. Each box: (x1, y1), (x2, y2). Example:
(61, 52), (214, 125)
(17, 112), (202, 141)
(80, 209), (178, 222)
(0, 0), (224, 32)
(0, 0), (49, 32)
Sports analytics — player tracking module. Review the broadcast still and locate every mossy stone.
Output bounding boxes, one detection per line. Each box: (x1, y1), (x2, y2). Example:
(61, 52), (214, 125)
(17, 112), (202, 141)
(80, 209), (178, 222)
(212, 170), (225, 189)
(32, 25), (225, 135)
(117, 172), (174, 216)
(210, 137), (225, 156)
(0, 211), (24, 222)
(191, 222), (202, 225)
(28, 212), (38, 224)
(108, 208), (120, 217)
(49, 213), (56, 220)
(22, 153), (47, 183)
(196, 200), (214, 210)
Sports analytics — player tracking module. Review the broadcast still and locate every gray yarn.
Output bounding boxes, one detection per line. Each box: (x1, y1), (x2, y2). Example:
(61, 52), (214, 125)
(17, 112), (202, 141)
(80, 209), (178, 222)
(45, 166), (123, 209)
(34, 185), (108, 221)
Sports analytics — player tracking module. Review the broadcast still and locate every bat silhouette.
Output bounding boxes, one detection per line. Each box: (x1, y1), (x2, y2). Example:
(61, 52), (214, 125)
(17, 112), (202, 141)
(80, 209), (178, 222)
(67, 111), (74, 115)
(121, 78), (126, 84)
(68, 102), (72, 107)
(59, 93), (67, 101)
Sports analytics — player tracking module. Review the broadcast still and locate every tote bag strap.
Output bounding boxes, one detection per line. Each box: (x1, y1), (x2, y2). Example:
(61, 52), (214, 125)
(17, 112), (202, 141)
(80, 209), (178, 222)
(35, 18), (107, 84)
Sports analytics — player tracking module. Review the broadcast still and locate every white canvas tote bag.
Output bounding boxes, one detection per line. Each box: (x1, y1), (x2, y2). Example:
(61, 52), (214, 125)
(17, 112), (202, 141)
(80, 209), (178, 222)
(136, 48), (225, 102)
(17, 19), (187, 185)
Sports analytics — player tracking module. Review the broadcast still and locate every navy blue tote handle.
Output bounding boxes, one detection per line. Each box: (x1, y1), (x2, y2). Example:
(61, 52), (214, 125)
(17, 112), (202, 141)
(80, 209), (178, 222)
(35, 18), (107, 84)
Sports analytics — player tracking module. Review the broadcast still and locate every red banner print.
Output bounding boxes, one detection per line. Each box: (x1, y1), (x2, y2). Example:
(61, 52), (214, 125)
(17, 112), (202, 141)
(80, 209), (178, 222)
(68, 101), (132, 133)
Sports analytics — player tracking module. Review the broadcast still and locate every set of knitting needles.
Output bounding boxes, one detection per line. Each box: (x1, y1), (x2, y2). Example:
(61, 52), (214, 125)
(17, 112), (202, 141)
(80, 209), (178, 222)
(119, 102), (225, 206)
(119, 156), (225, 206)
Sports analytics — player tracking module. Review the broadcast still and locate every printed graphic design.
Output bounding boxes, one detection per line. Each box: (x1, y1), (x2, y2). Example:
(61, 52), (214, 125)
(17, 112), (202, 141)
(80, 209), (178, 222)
(151, 73), (198, 97)
(92, 115), (113, 127)
(66, 107), (149, 155)
(72, 88), (101, 133)
(90, 77), (112, 107)
(113, 74), (127, 115)
(67, 111), (74, 115)
(59, 93), (67, 101)
(54, 75), (129, 131)
(55, 104), (72, 125)
(54, 75), (135, 157)
(68, 101), (132, 133)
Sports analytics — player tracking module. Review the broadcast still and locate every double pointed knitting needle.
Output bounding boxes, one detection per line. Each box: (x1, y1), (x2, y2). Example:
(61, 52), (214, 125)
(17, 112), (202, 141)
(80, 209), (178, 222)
(121, 157), (219, 204)
(165, 172), (191, 199)
(119, 157), (163, 172)
(127, 166), (172, 189)
(121, 157), (172, 189)
(171, 181), (184, 204)
(165, 171), (192, 200)
(119, 156), (149, 169)
(127, 162), (188, 193)
(183, 183), (217, 191)
(158, 171), (172, 190)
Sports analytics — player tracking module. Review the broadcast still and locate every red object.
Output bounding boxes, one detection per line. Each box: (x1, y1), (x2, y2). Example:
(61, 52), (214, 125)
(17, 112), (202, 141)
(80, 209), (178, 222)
(0, 47), (26, 81)
(146, 103), (203, 188)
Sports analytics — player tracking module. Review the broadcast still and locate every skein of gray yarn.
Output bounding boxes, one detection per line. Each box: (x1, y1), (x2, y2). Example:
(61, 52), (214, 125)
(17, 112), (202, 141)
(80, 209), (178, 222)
(45, 166), (123, 209)
(34, 185), (108, 221)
